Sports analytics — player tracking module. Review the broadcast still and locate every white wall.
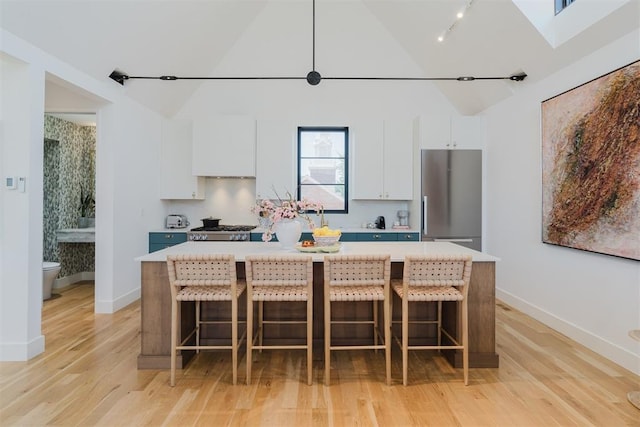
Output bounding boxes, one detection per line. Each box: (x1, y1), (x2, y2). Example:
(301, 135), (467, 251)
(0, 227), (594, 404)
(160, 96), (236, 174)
(0, 54), (46, 360)
(95, 99), (164, 313)
(0, 30), (165, 359)
(484, 30), (640, 374)
(170, 78), (455, 230)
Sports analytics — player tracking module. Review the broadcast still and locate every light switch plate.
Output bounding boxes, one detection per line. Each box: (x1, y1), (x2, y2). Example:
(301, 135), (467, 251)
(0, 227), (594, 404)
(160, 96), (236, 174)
(5, 176), (17, 190)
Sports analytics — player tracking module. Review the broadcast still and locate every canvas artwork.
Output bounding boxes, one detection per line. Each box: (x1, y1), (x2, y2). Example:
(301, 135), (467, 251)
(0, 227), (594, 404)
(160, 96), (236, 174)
(541, 60), (640, 261)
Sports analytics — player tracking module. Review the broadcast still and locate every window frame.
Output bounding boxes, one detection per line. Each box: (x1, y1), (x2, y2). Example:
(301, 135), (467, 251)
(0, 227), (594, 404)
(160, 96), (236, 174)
(297, 126), (349, 214)
(555, 0), (575, 15)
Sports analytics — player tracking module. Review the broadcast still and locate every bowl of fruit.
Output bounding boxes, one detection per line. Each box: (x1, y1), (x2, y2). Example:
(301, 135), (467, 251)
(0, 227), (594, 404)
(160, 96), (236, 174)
(313, 226), (341, 247)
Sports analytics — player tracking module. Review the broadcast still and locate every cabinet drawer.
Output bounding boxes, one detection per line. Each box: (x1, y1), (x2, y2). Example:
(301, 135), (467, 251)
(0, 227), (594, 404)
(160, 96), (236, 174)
(357, 232), (397, 242)
(149, 232), (187, 244)
(397, 232), (420, 241)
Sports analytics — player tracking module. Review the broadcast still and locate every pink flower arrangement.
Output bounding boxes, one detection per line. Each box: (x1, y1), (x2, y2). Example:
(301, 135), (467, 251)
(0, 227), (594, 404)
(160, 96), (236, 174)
(252, 192), (323, 242)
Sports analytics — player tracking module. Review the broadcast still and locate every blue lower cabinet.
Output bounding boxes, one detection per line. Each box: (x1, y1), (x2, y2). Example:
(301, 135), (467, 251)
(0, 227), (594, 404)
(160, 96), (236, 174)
(148, 232), (187, 253)
(397, 232), (420, 241)
(357, 232), (397, 242)
(338, 233), (358, 242)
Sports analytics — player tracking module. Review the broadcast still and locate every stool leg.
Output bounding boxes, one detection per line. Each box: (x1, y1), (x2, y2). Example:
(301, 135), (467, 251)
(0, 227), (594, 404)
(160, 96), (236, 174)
(373, 300), (379, 351)
(195, 301), (201, 353)
(437, 301), (442, 348)
(246, 295), (253, 385)
(462, 298), (469, 386)
(307, 296), (313, 385)
(170, 298), (178, 387)
(402, 295), (409, 386)
(384, 285), (391, 386)
(232, 297), (238, 385)
(258, 301), (264, 353)
(324, 289), (331, 386)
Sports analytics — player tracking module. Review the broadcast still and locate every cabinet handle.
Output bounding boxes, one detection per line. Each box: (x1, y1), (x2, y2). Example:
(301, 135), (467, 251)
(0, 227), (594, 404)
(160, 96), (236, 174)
(164, 234), (173, 239)
(373, 234), (381, 239)
(192, 191), (196, 198)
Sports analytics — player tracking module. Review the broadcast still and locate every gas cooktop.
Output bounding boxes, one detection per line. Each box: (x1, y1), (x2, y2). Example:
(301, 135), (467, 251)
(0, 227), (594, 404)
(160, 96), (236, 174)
(189, 225), (257, 232)
(187, 225), (256, 241)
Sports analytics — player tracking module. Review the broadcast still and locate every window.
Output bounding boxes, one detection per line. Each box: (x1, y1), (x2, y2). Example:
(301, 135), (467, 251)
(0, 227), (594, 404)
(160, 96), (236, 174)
(297, 127), (348, 213)
(555, 0), (575, 15)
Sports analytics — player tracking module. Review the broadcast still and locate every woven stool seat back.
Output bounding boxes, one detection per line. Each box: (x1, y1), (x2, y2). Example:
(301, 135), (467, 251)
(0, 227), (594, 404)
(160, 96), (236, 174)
(324, 255), (390, 286)
(167, 254), (235, 287)
(403, 254), (471, 287)
(246, 256), (312, 287)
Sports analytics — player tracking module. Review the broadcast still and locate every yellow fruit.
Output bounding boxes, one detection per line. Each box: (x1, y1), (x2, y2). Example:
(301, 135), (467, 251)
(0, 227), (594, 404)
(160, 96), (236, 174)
(313, 226), (341, 237)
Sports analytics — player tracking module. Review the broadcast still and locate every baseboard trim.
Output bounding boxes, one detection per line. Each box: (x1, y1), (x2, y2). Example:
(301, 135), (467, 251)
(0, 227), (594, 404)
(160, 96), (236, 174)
(95, 287), (140, 314)
(0, 334), (45, 361)
(54, 272), (95, 288)
(496, 288), (639, 375)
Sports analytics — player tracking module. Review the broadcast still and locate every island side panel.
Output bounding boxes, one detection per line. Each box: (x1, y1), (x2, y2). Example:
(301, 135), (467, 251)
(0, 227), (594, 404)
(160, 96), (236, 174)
(443, 261), (499, 368)
(138, 261), (195, 369)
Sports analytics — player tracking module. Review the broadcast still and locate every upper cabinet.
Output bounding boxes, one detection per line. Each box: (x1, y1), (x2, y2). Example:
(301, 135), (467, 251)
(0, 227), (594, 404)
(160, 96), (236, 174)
(255, 119), (296, 199)
(352, 118), (413, 200)
(419, 115), (485, 149)
(192, 115), (256, 177)
(160, 120), (205, 200)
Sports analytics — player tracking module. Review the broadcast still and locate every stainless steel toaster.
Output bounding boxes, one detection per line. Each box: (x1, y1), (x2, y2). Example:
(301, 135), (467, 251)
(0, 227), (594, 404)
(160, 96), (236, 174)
(166, 214), (189, 229)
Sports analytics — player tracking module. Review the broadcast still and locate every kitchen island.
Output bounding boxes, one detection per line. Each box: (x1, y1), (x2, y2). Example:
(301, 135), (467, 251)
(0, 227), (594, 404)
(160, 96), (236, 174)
(135, 241), (500, 370)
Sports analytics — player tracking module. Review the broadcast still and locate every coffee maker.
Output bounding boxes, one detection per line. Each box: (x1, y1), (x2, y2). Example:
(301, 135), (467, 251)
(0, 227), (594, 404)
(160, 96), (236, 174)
(397, 210), (409, 227)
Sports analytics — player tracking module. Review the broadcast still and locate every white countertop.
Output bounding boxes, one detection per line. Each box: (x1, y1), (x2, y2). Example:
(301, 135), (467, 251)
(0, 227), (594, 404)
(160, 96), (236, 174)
(135, 241), (499, 263)
(252, 227), (420, 234)
(56, 228), (95, 243)
(150, 227), (421, 234)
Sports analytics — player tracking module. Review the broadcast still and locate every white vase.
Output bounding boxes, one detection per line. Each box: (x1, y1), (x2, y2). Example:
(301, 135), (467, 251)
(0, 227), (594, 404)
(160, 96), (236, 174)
(275, 219), (302, 249)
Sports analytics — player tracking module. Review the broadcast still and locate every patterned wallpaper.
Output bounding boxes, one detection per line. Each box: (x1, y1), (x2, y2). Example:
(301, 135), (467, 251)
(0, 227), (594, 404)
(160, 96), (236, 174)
(43, 115), (96, 277)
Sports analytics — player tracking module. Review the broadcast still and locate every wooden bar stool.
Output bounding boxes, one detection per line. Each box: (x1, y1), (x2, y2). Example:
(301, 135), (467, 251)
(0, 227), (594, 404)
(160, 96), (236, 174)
(166, 254), (246, 386)
(323, 254), (391, 386)
(392, 254), (472, 385)
(245, 255), (314, 385)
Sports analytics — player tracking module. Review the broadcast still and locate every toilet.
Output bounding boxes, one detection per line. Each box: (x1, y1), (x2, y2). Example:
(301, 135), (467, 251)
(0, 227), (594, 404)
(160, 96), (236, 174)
(43, 262), (61, 300)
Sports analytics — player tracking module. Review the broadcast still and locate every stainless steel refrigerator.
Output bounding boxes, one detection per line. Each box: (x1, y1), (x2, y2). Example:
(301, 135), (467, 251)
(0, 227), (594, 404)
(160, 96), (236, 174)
(421, 149), (482, 251)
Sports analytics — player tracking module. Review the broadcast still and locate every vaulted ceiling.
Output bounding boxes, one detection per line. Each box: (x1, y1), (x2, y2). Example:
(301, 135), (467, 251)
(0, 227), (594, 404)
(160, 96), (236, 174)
(1, 0), (638, 116)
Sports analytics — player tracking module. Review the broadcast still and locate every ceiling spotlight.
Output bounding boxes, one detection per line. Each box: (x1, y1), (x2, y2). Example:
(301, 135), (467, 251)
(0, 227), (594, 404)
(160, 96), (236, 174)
(437, 35), (444, 42)
(108, 70), (129, 85)
(457, 12), (464, 19)
(509, 73), (528, 81)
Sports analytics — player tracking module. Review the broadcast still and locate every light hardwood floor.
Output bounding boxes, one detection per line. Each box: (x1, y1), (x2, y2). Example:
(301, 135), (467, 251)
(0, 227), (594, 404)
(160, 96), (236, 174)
(1, 282), (638, 426)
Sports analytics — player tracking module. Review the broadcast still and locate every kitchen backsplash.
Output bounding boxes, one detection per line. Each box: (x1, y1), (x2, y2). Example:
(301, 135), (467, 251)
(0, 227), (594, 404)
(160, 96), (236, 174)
(162, 178), (411, 230)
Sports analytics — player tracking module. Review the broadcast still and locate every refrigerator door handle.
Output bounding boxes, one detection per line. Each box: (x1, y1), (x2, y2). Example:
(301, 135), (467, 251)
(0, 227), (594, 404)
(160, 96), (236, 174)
(423, 196), (428, 235)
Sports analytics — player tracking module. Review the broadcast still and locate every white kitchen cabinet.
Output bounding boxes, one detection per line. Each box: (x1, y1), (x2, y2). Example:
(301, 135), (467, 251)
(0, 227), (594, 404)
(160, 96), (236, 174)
(255, 119), (296, 199)
(352, 118), (413, 200)
(352, 120), (384, 199)
(192, 115), (256, 177)
(159, 120), (205, 200)
(420, 115), (485, 149)
(382, 118), (413, 199)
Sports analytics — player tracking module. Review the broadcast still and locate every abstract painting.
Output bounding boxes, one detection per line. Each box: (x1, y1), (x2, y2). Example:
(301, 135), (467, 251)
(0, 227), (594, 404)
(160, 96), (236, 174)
(541, 60), (640, 261)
